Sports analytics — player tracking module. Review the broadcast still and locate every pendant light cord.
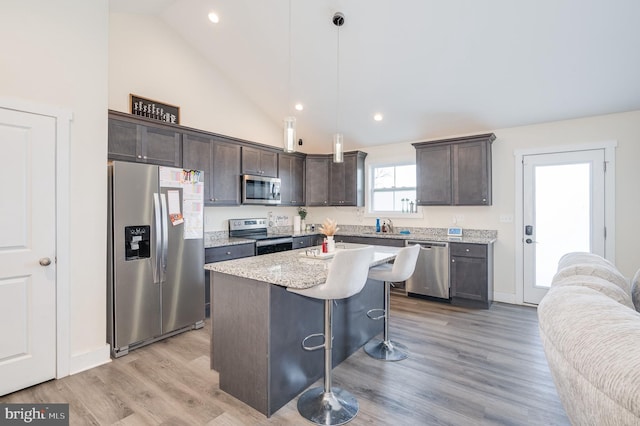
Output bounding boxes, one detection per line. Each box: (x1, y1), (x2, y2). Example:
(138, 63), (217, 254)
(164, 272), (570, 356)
(335, 23), (340, 133)
(288, 0), (292, 114)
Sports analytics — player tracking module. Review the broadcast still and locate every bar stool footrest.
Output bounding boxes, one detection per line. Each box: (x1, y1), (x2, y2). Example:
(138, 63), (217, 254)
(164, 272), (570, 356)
(366, 308), (385, 321)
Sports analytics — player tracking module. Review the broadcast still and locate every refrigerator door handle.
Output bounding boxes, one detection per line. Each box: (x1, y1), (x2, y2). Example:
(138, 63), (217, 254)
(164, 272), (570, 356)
(152, 193), (162, 284)
(159, 193), (169, 282)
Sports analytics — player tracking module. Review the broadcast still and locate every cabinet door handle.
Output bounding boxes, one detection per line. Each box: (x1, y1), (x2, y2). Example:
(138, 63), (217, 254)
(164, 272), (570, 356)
(137, 155), (142, 159)
(451, 259), (455, 263)
(465, 248), (470, 252)
(226, 251), (231, 255)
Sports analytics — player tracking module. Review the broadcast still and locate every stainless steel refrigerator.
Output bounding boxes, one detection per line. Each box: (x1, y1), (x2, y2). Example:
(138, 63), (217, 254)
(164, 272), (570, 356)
(107, 161), (205, 358)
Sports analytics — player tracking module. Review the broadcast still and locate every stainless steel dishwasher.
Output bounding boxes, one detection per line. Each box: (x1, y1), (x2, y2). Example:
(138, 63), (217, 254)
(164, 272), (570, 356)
(405, 240), (450, 300)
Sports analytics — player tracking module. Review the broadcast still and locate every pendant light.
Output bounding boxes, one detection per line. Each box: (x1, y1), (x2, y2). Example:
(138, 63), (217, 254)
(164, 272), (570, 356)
(283, 0), (296, 153)
(332, 12), (345, 163)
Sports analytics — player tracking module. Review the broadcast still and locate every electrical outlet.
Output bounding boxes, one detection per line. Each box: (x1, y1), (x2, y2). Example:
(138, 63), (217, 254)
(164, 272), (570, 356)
(499, 214), (514, 223)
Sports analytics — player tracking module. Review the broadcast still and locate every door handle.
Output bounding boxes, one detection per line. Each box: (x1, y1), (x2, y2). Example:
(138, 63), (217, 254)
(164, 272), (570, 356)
(159, 193), (169, 282)
(525, 238), (539, 244)
(153, 193), (161, 283)
(39, 257), (52, 266)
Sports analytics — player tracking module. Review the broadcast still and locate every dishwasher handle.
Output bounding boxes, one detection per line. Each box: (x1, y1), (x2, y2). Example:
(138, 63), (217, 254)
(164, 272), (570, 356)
(406, 241), (448, 249)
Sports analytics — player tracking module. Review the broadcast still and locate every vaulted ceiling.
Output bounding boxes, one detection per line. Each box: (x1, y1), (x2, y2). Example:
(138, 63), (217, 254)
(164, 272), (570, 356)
(110, 0), (640, 153)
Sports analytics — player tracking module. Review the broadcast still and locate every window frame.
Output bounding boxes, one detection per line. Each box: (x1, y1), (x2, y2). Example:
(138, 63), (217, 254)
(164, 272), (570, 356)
(367, 162), (422, 218)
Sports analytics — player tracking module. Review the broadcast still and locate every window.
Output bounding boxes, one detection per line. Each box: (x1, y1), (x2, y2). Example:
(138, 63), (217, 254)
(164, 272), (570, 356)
(371, 164), (417, 213)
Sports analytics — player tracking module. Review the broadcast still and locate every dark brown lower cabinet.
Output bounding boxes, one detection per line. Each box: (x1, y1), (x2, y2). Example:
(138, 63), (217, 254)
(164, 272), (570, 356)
(450, 242), (493, 309)
(335, 235), (406, 247)
(204, 243), (255, 316)
(292, 235), (324, 249)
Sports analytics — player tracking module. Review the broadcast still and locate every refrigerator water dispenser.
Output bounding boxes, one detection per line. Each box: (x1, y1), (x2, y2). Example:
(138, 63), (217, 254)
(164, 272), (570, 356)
(124, 225), (151, 260)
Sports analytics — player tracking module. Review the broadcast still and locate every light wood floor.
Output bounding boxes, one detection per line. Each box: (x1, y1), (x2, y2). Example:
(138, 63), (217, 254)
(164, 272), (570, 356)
(1, 296), (569, 425)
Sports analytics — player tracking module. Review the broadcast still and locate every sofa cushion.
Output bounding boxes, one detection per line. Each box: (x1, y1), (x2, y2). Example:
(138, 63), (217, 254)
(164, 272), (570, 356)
(538, 285), (640, 425)
(631, 269), (640, 312)
(553, 262), (631, 295)
(557, 252), (617, 271)
(552, 274), (634, 310)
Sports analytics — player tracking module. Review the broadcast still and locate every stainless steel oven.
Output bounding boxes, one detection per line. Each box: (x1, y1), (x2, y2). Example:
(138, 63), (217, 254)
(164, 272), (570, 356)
(242, 175), (281, 205)
(229, 218), (292, 255)
(255, 237), (293, 255)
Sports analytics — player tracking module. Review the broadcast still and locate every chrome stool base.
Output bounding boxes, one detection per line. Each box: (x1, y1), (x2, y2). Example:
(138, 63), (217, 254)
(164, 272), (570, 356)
(364, 338), (408, 361)
(297, 386), (359, 425)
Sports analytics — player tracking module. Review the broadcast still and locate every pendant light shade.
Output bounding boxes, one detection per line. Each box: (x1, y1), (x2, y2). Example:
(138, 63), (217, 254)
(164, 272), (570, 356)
(284, 116), (296, 153)
(333, 133), (344, 163)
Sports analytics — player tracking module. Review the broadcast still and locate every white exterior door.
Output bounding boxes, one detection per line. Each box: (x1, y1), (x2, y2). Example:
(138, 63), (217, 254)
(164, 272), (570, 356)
(0, 107), (57, 395)
(522, 149), (606, 305)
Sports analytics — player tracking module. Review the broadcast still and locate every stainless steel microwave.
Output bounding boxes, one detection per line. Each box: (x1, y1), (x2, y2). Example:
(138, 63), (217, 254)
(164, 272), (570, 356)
(242, 175), (281, 205)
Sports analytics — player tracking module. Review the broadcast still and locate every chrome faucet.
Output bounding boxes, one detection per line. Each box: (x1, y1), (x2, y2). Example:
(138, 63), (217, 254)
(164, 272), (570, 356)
(383, 218), (394, 233)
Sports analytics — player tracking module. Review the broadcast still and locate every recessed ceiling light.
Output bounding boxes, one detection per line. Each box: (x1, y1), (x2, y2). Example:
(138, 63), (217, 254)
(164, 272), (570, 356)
(373, 113), (383, 121)
(208, 12), (219, 24)
(295, 103), (304, 111)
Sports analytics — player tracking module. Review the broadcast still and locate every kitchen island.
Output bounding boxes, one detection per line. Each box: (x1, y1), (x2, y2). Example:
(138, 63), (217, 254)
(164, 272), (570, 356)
(205, 244), (399, 417)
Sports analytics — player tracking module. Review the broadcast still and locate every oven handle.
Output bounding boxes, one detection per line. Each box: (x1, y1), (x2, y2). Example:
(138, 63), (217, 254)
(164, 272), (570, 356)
(255, 237), (293, 247)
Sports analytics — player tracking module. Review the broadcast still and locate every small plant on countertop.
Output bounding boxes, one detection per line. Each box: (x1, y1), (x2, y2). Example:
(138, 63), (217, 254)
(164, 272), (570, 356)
(298, 207), (307, 220)
(318, 218), (339, 236)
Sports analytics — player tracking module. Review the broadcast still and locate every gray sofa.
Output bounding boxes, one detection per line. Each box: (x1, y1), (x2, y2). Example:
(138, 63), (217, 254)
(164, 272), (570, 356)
(538, 252), (640, 425)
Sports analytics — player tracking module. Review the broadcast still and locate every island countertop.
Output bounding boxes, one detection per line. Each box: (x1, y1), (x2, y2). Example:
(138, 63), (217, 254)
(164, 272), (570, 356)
(204, 243), (399, 289)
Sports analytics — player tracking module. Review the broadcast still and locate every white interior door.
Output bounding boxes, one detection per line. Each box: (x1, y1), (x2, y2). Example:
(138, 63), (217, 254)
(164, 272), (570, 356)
(522, 149), (605, 305)
(0, 107), (57, 395)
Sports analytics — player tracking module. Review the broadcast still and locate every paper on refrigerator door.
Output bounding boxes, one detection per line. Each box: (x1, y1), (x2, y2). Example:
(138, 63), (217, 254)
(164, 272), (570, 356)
(182, 181), (204, 239)
(167, 190), (184, 226)
(159, 166), (204, 239)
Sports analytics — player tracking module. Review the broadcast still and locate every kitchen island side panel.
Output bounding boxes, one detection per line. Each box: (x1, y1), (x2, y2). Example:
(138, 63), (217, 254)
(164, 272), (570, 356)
(211, 272), (270, 415)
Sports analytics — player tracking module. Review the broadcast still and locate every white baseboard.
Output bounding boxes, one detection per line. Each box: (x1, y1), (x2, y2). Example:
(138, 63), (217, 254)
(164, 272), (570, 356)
(493, 291), (518, 305)
(68, 344), (111, 376)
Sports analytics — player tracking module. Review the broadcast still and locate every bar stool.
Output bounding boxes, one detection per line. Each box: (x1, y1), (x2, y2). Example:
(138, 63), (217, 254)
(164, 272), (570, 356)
(364, 244), (420, 361)
(287, 245), (374, 426)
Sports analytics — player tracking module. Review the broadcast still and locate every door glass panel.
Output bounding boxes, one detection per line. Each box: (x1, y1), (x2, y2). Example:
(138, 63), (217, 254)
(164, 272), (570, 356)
(534, 163), (591, 288)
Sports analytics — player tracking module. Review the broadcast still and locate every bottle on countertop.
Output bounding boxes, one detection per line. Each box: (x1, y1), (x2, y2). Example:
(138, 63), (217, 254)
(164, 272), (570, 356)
(322, 238), (328, 253)
(376, 218), (381, 233)
(381, 220), (387, 233)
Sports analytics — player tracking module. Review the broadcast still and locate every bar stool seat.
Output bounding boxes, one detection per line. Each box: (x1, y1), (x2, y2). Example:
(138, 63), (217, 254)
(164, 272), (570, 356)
(365, 244), (420, 361)
(287, 245), (374, 425)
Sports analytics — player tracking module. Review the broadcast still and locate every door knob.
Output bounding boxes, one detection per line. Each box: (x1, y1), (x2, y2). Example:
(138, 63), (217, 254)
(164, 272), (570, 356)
(525, 238), (533, 244)
(39, 257), (52, 266)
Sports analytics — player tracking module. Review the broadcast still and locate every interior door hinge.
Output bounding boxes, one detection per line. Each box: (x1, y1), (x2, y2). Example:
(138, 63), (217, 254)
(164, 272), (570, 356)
(603, 161), (607, 172)
(604, 227), (607, 239)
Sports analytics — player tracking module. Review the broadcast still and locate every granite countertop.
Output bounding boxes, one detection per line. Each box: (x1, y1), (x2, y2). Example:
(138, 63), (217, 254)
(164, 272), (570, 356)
(333, 231), (496, 245)
(205, 243), (400, 289)
(205, 228), (496, 248)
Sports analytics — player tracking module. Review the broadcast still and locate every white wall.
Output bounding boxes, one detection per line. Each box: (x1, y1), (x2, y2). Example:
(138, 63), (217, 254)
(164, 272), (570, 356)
(108, 12), (281, 148)
(0, 1), (109, 368)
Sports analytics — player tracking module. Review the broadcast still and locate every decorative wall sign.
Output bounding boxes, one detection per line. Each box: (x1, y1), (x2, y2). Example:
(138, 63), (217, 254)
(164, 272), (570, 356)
(130, 94), (180, 124)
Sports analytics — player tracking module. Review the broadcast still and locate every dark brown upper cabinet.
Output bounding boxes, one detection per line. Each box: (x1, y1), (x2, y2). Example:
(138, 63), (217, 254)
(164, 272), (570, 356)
(241, 146), (278, 177)
(278, 153), (305, 206)
(329, 151), (367, 206)
(413, 133), (495, 206)
(183, 132), (241, 206)
(305, 155), (330, 206)
(108, 111), (182, 167)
